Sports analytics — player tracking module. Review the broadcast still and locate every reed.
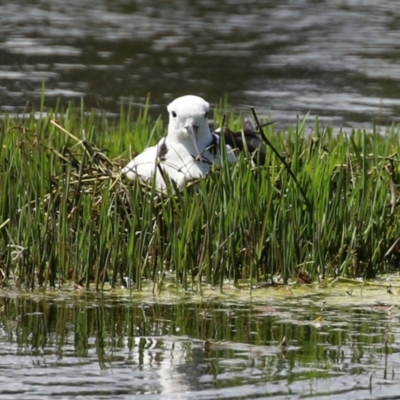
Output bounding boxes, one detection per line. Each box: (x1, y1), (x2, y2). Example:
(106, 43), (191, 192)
(0, 100), (399, 291)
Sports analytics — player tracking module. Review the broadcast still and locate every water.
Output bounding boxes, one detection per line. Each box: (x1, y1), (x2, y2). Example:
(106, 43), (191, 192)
(0, 289), (400, 399)
(2, 3), (400, 397)
(1, 1), (400, 129)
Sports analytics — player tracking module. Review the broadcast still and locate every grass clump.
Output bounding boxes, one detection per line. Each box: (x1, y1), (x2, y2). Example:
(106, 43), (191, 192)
(0, 100), (400, 292)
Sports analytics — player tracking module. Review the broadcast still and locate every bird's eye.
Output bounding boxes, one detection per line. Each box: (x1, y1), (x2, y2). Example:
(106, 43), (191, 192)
(172, 111), (177, 118)
(204, 112), (208, 118)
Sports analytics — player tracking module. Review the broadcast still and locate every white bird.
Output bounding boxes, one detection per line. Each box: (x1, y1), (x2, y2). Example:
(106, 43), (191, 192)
(122, 95), (236, 190)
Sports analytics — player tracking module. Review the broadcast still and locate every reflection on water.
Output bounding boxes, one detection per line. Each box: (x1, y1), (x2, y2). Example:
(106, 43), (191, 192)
(0, 1), (400, 129)
(0, 292), (400, 399)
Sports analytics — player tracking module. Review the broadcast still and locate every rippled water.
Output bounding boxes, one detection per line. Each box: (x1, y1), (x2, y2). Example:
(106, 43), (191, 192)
(1, 290), (400, 399)
(1, 1), (400, 128)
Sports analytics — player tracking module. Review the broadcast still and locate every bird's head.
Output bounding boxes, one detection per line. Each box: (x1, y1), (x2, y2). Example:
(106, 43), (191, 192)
(167, 95), (212, 157)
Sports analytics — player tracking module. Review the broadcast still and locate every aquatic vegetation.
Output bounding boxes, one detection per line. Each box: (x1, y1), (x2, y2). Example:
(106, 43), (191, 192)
(0, 100), (400, 291)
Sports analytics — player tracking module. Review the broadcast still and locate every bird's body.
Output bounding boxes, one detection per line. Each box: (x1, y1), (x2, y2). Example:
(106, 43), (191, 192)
(123, 137), (215, 189)
(215, 116), (268, 165)
(122, 95), (236, 190)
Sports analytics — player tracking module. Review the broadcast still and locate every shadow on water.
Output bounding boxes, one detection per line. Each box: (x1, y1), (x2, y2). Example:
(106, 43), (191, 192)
(0, 1), (400, 128)
(0, 292), (400, 399)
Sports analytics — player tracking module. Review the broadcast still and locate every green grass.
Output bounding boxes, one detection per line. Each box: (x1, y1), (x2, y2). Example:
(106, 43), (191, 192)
(1, 99), (400, 291)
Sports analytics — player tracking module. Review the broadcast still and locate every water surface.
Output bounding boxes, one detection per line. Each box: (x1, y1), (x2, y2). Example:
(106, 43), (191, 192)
(1, 1), (400, 129)
(0, 288), (400, 399)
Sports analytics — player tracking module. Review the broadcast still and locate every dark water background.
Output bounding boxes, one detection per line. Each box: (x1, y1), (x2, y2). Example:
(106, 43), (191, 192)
(1, 0), (400, 129)
(0, 292), (399, 400)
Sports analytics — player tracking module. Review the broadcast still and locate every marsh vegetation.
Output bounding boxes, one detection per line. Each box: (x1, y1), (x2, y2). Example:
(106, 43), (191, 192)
(1, 101), (400, 291)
